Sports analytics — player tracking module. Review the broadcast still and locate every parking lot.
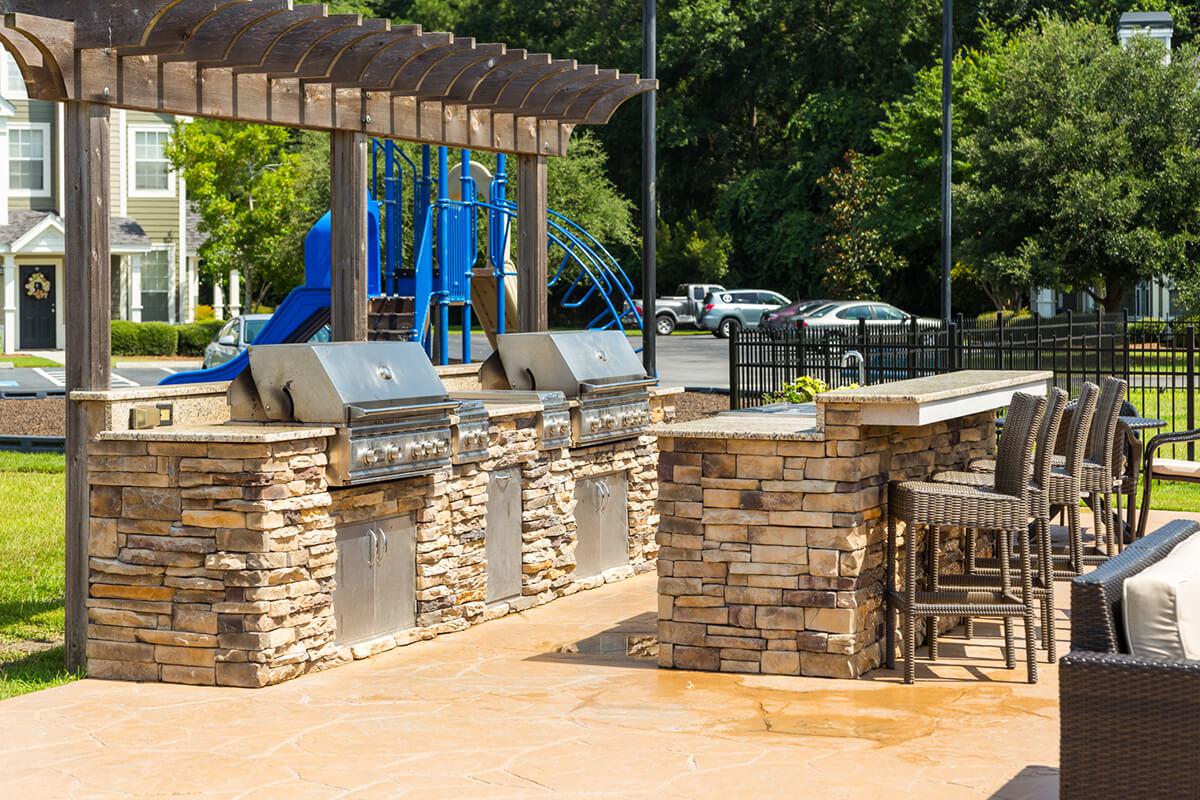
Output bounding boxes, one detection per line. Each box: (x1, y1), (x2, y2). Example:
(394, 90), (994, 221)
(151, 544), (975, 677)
(0, 332), (733, 395)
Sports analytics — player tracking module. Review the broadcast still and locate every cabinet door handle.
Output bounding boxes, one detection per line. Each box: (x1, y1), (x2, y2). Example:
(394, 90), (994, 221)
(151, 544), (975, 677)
(379, 529), (389, 563)
(367, 529), (378, 569)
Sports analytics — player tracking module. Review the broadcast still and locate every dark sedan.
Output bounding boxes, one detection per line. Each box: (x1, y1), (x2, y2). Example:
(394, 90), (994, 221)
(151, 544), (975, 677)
(760, 299), (833, 332)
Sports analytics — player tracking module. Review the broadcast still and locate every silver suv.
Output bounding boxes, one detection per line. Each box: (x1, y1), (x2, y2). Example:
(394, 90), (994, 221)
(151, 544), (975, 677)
(697, 290), (790, 338)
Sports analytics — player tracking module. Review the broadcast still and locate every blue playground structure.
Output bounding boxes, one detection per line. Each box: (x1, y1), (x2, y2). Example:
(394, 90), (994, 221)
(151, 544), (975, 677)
(162, 143), (642, 386)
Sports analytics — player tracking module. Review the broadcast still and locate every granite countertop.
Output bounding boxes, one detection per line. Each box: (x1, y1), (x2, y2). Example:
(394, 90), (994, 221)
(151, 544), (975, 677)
(817, 370), (1052, 405)
(72, 382), (231, 402)
(99, 423), (337, 443)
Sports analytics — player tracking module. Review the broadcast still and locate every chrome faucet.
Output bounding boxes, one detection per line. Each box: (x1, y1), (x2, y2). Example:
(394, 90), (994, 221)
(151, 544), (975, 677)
(841, 350), (866, 385)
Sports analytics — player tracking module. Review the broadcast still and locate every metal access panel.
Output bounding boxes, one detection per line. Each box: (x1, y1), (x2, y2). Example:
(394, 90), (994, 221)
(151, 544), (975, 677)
(373, 514), (417, 634)
(485, 469), (524, 603)
(333, 522), (377, 645)
(333, 514), (416, 645)
(574, 472), (630, 578)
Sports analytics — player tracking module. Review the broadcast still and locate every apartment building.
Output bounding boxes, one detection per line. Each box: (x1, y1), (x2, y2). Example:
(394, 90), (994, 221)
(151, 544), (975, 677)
(0, 49), (202, 353)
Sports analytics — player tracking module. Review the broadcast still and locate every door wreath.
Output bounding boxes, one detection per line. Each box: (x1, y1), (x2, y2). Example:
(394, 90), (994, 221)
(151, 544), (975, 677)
(24, 271), (51, 301)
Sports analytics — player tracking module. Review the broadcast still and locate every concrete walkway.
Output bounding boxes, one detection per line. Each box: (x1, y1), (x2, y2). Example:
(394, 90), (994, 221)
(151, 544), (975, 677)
(4, 510), (1196, 799)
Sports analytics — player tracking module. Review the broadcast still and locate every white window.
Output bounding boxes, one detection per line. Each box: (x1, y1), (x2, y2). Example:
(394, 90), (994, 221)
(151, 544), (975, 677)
(128, 127), (175, 197)
(2, 49), (27, 99)
(8, 123), (50, 196)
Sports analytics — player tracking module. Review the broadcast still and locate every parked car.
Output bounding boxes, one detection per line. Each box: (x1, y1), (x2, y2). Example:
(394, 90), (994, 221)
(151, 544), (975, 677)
(697, 290), (791, 338)
(794, 301), (938, 342)
(633, 283), (726, 335)
(201, 314), (270, 369)
(760, 299), (834, 333)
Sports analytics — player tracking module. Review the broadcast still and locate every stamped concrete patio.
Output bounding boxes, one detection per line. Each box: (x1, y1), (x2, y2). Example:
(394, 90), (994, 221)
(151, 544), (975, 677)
(6, 510), (1194, 799)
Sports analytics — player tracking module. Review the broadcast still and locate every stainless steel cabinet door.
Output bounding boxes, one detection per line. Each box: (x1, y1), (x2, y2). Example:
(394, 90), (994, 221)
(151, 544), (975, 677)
(486, 469), (523, 603)
(374, 514), (417, 634)
(575, 473), (630, 577)
(333, 523), (376, 645)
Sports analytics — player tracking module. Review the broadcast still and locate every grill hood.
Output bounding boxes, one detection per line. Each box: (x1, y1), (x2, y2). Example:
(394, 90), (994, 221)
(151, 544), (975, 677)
(230, 342), (450, 424)
(480, 331), (652, 396)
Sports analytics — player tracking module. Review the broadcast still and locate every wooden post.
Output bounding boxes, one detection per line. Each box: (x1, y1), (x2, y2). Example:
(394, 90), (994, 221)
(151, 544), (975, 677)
(64, 101), (112, 673)
(330, 130), (369, 341)
(517, 154), (548, 332)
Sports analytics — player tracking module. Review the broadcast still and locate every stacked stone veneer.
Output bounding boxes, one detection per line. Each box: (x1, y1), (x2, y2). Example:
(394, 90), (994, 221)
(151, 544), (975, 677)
(655, 405), (994, 679)
(85, 434), (339, 687)
(85, 391), (676, 686)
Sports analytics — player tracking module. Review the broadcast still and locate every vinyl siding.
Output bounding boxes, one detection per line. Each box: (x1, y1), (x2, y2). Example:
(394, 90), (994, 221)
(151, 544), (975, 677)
(124, 111), (180, 243)
(7, 99), (57, 213)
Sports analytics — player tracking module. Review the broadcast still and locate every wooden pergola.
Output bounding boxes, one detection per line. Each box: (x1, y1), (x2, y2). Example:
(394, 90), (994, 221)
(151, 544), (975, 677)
(0, 0), (654, 671)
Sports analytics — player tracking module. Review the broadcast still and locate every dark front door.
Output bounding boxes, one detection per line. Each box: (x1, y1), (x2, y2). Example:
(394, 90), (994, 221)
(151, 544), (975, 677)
(19, 265), (56, 349)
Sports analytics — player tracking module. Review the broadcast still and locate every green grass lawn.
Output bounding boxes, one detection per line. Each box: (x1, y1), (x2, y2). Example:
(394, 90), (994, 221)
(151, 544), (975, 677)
(1, 355), (61, 368)
(0, 451), (76, 700)
(1125, 388), (1200, 512)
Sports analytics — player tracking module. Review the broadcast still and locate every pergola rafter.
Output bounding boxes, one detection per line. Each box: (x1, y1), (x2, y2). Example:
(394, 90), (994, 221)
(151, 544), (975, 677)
(0, 0), (655, 155)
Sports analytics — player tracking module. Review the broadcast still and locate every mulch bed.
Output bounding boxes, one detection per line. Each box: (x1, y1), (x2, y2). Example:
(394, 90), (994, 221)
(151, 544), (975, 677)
(0, 399), (65, 437)
(673, 392), (729, 423)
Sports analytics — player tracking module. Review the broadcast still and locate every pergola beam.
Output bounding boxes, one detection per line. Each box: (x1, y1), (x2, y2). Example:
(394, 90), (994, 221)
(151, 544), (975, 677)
(0, 2), (655, 157)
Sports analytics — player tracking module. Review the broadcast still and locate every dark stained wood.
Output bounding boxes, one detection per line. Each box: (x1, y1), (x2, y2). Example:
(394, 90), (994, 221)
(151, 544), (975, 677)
(330, 130), (369, 341)
(517, 154), (548, 332)
(63, 101), (112, 673)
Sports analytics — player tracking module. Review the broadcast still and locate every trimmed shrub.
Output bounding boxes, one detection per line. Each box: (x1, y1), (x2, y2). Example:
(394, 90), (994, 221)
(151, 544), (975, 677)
(177, 320), (224, 356)
(137, 322), (179, 356)
(110, 320), (142, 356)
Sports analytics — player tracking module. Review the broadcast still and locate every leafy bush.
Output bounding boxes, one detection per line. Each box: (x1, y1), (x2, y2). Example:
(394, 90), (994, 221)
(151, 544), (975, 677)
(764, 376), (833, 404)
(138, 322), (179, 356)
(110, 321), (142, 356)
(176, 320), (223, 356)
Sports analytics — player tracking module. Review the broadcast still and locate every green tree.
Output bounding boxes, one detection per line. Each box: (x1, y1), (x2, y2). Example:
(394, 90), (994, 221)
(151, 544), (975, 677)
(961, 17), (1200, 311)
(167, 121), (319, 309)
(815, 151), (906, 299)
(657, 212), (733, 288)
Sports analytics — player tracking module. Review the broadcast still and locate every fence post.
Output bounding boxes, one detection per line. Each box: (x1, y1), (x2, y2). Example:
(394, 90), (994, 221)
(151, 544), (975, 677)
(1066, 310), (1074, 393)
(1034, 313), (1042, 371)
(1121, 309), (1131, 385)
(858, 318), (868, 385)
(729, 324), (740, 410)
(1188, 326), (1196, 461)
(995, 311), (1004, 369)
(907, 315), (917, 377)
(948, 321), (959, 371)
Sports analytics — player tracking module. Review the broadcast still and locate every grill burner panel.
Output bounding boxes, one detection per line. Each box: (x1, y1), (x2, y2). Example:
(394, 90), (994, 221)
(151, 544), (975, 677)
(451, 400), (490, 464)
(229, 342), (456, 486)
(452, 391), (572, 451)
(480, 331), (656, 447)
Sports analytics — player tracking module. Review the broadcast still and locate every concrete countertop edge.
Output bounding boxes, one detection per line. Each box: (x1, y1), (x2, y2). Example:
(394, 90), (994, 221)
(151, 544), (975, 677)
(816, 370), (1053, 405)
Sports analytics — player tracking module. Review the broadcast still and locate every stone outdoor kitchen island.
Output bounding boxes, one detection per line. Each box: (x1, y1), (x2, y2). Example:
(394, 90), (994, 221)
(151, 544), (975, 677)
(653, 370), (1051, 678)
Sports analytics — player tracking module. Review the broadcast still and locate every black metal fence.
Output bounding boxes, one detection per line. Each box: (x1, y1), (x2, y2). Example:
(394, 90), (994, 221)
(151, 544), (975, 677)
(730, 311), (1198, 460)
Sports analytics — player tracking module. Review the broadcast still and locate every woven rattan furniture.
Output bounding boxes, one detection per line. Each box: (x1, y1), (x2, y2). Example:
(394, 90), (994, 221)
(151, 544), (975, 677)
(930, 388), (1067, 661)
(886, 392), (1047, 685)
(1135, 428), (1200, 540)
(1059, 518), (1200, 800)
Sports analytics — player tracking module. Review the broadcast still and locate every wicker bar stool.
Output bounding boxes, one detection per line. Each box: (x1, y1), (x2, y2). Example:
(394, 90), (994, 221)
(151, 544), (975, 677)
(929, 388), (1067, 662)
(970, 378), (1126, 565)
(886, 392), (1047, 685)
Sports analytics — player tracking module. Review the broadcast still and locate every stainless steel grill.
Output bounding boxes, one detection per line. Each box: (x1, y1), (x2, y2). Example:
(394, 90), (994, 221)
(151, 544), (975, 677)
(450, 400), (490, 465)
(479, 331), (656, 446)
(227, 342), (457, 485)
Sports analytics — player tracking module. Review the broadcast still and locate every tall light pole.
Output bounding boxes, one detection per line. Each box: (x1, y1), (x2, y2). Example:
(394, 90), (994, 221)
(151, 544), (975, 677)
(642, 0), (657, 375)
(940, 0), (953, 321)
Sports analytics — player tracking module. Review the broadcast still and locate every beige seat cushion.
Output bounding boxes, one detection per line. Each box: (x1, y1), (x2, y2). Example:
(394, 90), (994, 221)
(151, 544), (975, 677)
(1123, 532), (1200, 660)
(1151, 458), (1200, 481)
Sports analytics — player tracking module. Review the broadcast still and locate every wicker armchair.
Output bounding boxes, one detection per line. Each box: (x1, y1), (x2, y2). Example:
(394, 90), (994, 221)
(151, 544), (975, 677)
(887, 392), (1047, 684)
(1059, 518), (1200, 800)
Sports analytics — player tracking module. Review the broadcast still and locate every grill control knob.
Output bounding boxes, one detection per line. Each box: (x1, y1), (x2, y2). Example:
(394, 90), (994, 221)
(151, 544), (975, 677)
(435, 439), (448, 454)
(603, 414), (616, 429)
(385, 445), (401, 462)
(589, 418), (602, 432)
(362, 448), (380, 466)
(410, 442), (426, 458)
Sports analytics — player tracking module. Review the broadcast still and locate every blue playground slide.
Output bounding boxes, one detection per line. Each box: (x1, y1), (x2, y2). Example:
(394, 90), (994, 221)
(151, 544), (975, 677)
(160, 205), (381, 386)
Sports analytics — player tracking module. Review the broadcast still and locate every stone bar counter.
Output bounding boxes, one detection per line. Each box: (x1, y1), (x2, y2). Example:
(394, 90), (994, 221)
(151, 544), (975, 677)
(72, 375), (679, 687)
(654, 370), (1051, 679)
